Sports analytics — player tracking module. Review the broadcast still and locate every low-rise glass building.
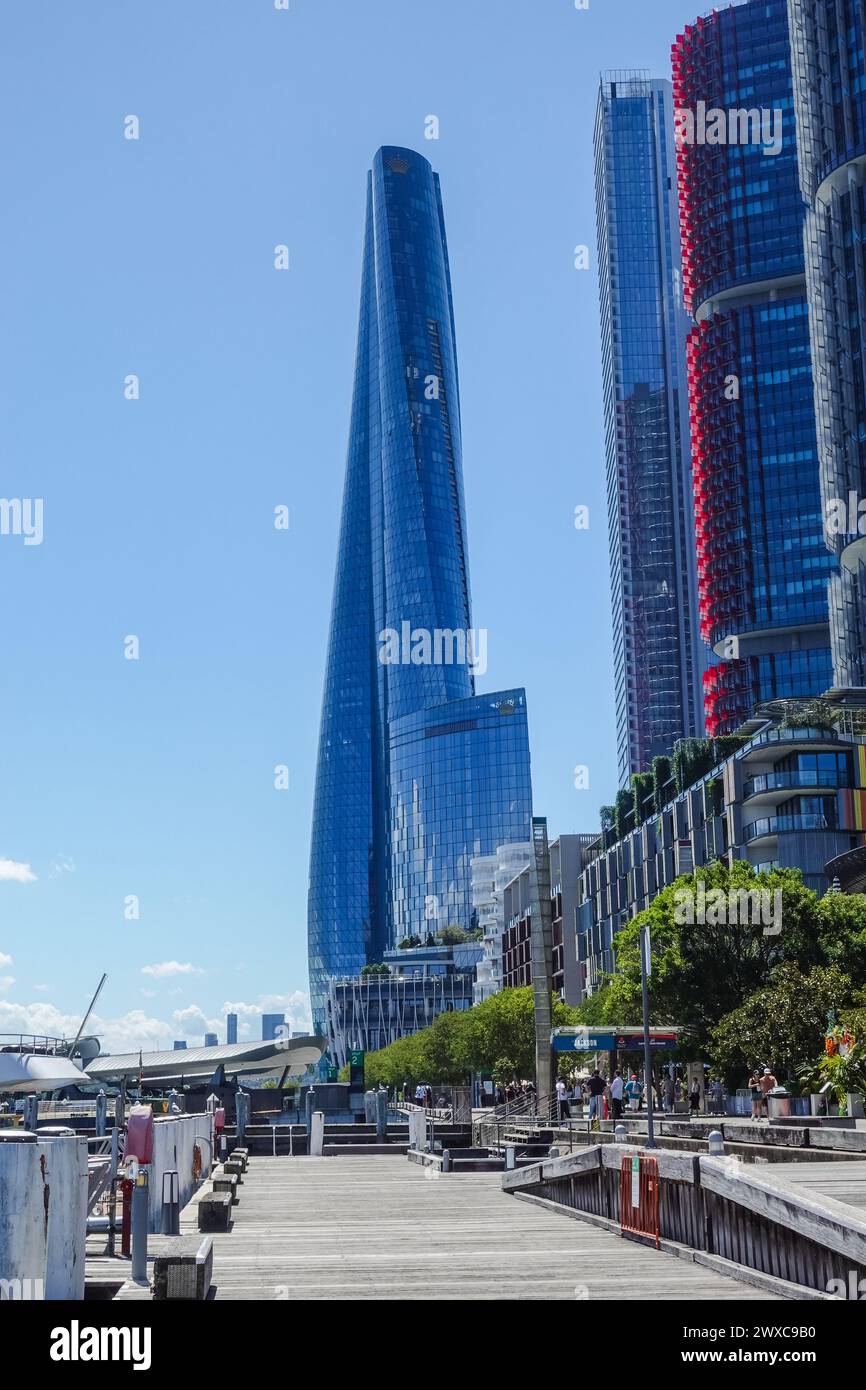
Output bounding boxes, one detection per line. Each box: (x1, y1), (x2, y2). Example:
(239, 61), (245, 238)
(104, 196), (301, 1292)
(325, 943), (482, 1069)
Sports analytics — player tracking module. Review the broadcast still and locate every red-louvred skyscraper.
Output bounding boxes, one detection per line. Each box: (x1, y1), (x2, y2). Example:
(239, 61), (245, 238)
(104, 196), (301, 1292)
(672, 0), (835, 736)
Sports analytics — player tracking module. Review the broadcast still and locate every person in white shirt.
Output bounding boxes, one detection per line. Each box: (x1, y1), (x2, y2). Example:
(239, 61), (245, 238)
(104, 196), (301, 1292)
(555, 1077), (570, 1120)
(609, 1070), (625, 1120)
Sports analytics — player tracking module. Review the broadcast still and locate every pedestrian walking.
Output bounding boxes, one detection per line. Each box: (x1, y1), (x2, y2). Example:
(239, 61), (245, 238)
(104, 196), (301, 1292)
(748, 1068), (762, 1120)
(625, 1072), (642, 1112)
(609, 1069), (624, 1120)
(555, 1077), (570, 1120)
(663, 1073), (675, 1113)
(689, 1079), (701, 1115)
(586, 1069), (606, 1124)
(759, 1067), (778, 1120)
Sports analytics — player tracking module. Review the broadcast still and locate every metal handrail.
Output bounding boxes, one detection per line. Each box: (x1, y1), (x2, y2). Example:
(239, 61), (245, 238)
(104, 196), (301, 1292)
(0, 1032), (69, 1053)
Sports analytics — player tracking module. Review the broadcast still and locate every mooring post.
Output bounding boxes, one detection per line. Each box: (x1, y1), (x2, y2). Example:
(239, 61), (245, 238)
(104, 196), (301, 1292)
(310, 1111), (325, 1157)
(131, 1167), (149, 1282)
(161, 1169), (180, 1236)
(95, 1089), (107, 1138)
(375, 1088), (387, 1143)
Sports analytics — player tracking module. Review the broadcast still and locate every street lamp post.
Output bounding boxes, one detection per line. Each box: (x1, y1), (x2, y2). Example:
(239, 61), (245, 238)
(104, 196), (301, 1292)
(639, 924), (657, 1150)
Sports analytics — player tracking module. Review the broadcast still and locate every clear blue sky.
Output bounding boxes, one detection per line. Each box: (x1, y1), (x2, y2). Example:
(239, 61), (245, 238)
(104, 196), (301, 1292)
(0, 0), (695, 1051)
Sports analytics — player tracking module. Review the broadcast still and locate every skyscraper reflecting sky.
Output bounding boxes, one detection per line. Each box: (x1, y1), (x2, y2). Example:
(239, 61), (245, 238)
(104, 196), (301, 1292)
(307, 148), (532, 1028)
(594, 74), (704, 784)
(673, 0), (835, 734)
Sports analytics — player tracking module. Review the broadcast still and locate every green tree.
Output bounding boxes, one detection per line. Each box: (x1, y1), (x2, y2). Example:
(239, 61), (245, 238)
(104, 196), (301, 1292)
(601, 862), (831, 1051)
(708, 962), (855, 1086)
(436, 925), (478, 945)
(816, 892), (866, 982)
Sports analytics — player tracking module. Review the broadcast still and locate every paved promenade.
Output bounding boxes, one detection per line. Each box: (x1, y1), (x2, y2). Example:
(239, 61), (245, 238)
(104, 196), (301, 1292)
(176, 1156), (779, 1300)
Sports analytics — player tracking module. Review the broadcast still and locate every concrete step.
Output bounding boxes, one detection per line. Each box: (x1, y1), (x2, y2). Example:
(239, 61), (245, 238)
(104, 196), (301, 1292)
(322, 1143), (410, 1156)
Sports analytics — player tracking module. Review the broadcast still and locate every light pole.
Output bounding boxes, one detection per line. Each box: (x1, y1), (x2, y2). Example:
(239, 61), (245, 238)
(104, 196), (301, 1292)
(639, 924), (657, 1149)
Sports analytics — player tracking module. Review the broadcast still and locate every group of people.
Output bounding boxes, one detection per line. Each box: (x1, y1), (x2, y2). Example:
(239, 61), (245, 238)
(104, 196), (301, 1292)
(748, 1066), (779, 1120)
(555, 1069), (726, 1120)
(494, 1080), (536, 1106)
(556, 1070), (647, 1120)
(403, 1082), (434, 1108)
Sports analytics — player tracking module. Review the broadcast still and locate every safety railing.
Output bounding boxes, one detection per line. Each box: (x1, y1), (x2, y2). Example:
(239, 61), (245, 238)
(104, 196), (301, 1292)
(620, 1153), (660, 1249)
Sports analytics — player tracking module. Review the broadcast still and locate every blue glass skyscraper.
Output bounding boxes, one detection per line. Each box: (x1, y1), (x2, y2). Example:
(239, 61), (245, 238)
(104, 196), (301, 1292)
(673, 0), (835, 734)
(594, 74), (704, 784)
(789, 0), (866, 689)
(307, 148), (532, 1029)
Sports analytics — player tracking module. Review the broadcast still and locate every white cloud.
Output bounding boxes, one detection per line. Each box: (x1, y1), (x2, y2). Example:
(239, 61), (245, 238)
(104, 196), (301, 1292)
(0, 976), (15, 993)
(141, 961), (203, 980)
(0, 1000), (177, 1055)
(33, 984), (49, 992)
(0, 985), (312, 1058)
(0, 859), (36, 883)
(0, 953), (12, 968)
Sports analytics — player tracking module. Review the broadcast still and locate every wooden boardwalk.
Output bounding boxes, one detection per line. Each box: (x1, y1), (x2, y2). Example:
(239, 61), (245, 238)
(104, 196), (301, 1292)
(758, 1161), (866, 1215)
(169, 1156), (779, 1300)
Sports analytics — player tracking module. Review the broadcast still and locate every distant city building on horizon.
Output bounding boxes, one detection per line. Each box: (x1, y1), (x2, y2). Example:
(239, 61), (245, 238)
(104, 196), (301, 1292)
(173, 1040), (186, 1051)
(261, 1013), (285, 1042)
(594, 71), (704, 784)
(204, 1032), (218, 1048)
(226, 1012), (238, 1045)
(307, 146), (533, 1034)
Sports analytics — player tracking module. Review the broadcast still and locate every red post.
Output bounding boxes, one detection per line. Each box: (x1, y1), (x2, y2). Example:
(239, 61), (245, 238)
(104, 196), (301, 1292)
(120, 1177), (133, 1256)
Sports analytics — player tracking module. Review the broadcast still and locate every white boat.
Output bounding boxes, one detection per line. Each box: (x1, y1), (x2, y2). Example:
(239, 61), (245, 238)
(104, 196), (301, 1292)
(0, 1044), (90, 1094)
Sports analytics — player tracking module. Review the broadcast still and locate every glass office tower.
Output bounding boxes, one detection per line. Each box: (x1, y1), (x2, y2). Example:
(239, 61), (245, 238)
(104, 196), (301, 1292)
(594, 74), (704, 785)
(789, 0), (866, 690)
(307, 148), (532, 1028)
(389, 690), (533, 941)
(673, 0), (835, 735)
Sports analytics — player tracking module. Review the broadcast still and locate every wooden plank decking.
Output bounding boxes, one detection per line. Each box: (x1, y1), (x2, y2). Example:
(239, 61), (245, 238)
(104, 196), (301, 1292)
(147, 1155), (780, 1300)
(756, 1160), (866, 1215)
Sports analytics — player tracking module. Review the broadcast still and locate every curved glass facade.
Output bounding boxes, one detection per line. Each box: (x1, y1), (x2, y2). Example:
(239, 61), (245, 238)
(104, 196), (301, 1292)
(307, 148), (532, 1029)
(673, 0), (833, 733)
(789, 0), (866, 687)
(388, 691), (533, 940)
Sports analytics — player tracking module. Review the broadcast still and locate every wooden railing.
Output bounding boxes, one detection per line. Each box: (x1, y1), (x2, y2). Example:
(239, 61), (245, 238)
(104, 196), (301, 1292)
(503, 1143), (866, 1296)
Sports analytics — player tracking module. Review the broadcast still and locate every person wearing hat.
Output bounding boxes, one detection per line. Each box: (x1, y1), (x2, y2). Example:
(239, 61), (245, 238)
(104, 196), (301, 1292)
(759, 1066), (778, 1119)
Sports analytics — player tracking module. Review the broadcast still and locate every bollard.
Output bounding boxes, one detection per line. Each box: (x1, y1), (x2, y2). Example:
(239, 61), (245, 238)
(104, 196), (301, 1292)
(161, 1169), (180, 1236)
(708, 1129), (724, 1156)
(95, 1090), (107, 1138)
(120, 1177), (134, 1256)
(363, 1090), (377, 1124)
(614, 1124), (627, 1145)
(23, 1095), (38, 1132)
(505, 1145), (516, 1171)
(548, 1146), (560, 1159)
(375, 1088), (387, 1144)
(220, 1132), (228, 1162)
(310, 1111), (325, 1158)
(441, 1149), (451, 1173)
(408, 1108), (426, 1152)
(131, 1169), (149, 1282)
(236, 1090), (250, 1147)
(304, 1087), (314, 1138)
